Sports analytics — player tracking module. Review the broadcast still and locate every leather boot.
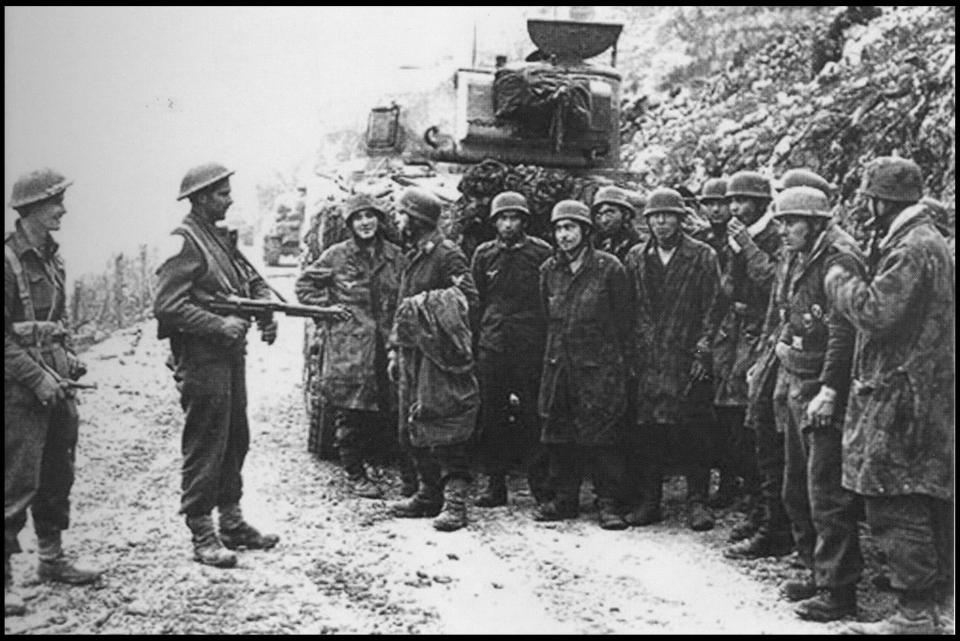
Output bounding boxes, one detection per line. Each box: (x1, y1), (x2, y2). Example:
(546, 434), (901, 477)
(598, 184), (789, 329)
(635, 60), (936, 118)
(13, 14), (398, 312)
(688, 500), (715, 532)
(5, 555), (26, 616)
(624, 502), (663, 527)
(348, 475), (384, 499)
(390, 482), (442, 518)
(844, 592), (941, 634)
(475, 474), (508, 508)
(597, 499), (628, 531)
(724, 529), (793, 560)
(781, 577), (818, 602)
(186, 515), (237, 568)
(218, 504), (280, 550)
(796, 584), (857, 622)
(433, 478), (469, 532)
(36, 533), (102, 585)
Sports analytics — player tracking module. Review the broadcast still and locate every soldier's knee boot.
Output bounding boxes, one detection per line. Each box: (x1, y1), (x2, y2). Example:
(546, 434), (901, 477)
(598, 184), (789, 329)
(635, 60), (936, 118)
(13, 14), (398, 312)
(433, 478), (469, 532)
(217, 504), (280, 551)
(186, 514), (237, 568)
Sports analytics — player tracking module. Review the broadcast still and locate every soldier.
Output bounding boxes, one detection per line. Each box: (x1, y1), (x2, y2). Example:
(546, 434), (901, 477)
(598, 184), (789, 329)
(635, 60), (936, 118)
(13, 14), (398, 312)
(719, 171), (794, 560)
(624, 188), (721, 531)
(471, 191), (552, 508)
(387, 187), (480, 532)
(5, 169), (101, 616)
(536, 200), (631, 530)
(765, 187), (866, 622)
(591, 185), (641, 263)
(695, 178), (759, 509)
(155, 163), (281, 568)
(295, 194), (408, 499)
(824, 157), (954, 634)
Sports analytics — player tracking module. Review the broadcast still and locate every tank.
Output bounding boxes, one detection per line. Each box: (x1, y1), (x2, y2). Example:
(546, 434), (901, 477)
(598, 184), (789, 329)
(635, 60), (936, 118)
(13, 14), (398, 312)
(262, 189), (307, 266)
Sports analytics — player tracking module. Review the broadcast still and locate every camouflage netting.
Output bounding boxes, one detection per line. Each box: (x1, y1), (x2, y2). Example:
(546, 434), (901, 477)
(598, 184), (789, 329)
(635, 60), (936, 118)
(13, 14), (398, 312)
(620, 5), (956, 246)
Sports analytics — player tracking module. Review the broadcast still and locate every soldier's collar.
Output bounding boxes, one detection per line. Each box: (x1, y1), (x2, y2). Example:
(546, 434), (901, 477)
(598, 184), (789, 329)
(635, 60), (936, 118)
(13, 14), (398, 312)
(496, 234), (528, 250)
(10, 219), (58, 258)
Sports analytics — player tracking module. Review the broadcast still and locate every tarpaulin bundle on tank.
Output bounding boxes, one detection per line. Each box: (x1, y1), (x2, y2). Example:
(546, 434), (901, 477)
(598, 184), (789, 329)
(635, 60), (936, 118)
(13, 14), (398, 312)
(493, 67), (592, 152)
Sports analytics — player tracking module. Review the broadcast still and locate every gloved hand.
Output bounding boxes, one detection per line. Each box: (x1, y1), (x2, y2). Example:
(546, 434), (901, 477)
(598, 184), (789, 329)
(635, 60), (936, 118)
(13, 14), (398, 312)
(221, 316), (250, 344)
(34, 372), (67, 407)
(387, 349), (399, 384)
(329, 304), (353, 322)
(258, 317), (278, 345)
(805, 385), (837, 429)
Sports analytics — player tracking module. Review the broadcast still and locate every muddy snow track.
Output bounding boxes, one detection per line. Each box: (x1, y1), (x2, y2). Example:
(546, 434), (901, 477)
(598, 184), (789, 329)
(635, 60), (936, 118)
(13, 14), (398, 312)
(6, 272), (859, 634)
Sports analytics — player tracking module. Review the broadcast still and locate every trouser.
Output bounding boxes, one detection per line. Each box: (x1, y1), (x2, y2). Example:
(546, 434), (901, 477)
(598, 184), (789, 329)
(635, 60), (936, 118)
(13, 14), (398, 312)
(715, 406), (759, 492)
(864, 495), (954, 595)
(179, 355), (249, 517)
(776, 369), (863, 588)
(410, 443), (471, 498)
(632, 424), (711, 508)
(4, 383), (78, 556)
(335, 407), (394, 478)
(476, 351), (549, 497)
(547, 443), (629, 510)
(752, 393), (791, 536)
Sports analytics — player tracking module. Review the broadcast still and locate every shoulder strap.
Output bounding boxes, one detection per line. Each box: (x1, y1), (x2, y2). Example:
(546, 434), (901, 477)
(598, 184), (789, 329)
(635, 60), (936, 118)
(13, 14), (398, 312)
(175, 224), (238, 295)
(4, 243), (36, 321)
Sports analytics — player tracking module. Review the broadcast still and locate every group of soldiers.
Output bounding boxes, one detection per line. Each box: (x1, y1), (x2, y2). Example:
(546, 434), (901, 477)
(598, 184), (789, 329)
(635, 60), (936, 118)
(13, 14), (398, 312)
(4, 156), (954, 634)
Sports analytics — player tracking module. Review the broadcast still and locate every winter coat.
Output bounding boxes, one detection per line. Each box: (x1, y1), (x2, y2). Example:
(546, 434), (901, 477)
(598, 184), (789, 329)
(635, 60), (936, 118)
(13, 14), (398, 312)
(710, 219), (781, 407)
(826, 206), (954, 501)
(625, 234), (720, 425)
(538, 247), (631, 445)
(471, 234), (552, 359)
(295, 237), (404, 411)
(395, 287), (479, 448)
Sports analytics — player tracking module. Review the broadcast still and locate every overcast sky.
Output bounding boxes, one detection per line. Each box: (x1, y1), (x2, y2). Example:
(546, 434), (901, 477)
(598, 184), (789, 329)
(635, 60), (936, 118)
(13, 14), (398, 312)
(4, 6), (535, 279)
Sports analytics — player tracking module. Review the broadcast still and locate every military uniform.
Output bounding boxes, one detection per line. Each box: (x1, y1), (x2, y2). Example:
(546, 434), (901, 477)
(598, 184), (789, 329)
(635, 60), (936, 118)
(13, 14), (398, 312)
(295, 235), (405, 490)
(597, 226), (640, 264)
(625, 232), (721, 521)
(154, 210), (272, 518)
(771, 216), (865, 602)
(472, 234), (552, 502)
(4, 221), (80, 560)
(538, 245), (632, 520)
(827, 205), (954, 601)
(392, 229), (479, 502)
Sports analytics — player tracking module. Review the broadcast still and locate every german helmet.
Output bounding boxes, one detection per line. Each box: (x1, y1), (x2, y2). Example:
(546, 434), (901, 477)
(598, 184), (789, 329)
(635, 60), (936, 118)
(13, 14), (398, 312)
(550, 200), (592, 228)
(643, 188), (687, 216)
(399, 187), (442, 227)
(490, 191), (530, 220)
(726, 171), (773, 199)
(698, 178), (728, 202)
(592, 185), (636, 216)
(777, 168), (834, 197)
(859, 156), (923, 203)
(773, 186), (832, 220)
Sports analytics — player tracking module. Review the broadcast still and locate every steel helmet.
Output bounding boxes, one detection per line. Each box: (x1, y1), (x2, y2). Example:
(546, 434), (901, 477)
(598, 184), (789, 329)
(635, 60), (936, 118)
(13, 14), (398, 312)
(344, 193), (388, 224)
(177, 162), (235, 201)
(698, 178), (728, 202)
(9, 168), (73, 209)
(490, 191), (530, 220)
(643, 188), (687, 217)
(550, 199), (592, 228)
(399, 187), (442, 227)
(859, 156), (923, 203)
(777, 168), (834, 197)
(592, 185), (636, 217)
(773, 186), (832, 220)
(726, 171), (773, 199)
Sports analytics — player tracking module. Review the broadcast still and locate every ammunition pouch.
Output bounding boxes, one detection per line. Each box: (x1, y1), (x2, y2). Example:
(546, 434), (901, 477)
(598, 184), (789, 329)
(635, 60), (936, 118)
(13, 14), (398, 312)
(11, 320), (71, 378)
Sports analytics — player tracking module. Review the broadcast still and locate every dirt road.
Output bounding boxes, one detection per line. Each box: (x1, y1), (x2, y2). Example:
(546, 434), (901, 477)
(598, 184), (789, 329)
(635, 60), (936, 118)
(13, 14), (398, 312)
(5, 269), (894, 634)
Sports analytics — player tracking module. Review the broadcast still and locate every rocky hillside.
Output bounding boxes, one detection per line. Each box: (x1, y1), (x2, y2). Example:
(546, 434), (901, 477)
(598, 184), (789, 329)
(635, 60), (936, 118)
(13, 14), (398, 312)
(620, 5), (955, 238)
